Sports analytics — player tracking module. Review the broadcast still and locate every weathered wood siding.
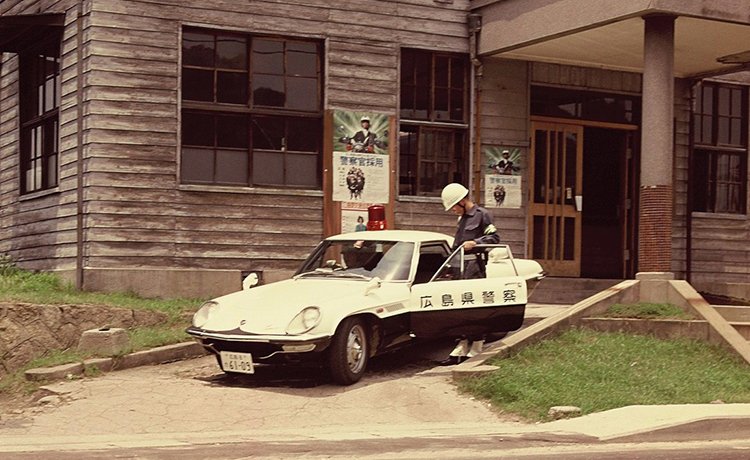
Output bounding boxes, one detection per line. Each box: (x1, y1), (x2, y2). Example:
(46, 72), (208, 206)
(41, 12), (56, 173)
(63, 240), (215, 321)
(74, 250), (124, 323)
(475, 58), (529, 256)
(0, 0), (81, 271)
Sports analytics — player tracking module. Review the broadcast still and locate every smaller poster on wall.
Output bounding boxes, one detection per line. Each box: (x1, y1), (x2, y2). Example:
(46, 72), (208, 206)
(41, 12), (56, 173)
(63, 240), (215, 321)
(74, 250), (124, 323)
(341, 207), (370, 234)
(484, 146), (523, 209)
(332, 152), (390, 203)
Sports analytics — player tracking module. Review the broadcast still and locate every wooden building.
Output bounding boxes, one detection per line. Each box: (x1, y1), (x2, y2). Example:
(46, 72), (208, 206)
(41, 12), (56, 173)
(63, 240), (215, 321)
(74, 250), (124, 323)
(0, 0), (748, 300)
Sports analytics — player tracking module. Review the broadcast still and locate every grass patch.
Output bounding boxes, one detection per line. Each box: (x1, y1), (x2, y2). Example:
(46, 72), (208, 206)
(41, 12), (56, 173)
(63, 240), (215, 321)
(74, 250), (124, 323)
(0, 265), (203, 404)
(600, 302), (694, 320)
(459, 328), (750, 422)
(0, 269), (201, 321)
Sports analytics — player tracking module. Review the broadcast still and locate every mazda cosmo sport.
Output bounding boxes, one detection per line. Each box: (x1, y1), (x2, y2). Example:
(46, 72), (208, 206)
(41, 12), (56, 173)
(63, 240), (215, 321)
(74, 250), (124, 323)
(187, 230), (544, 385)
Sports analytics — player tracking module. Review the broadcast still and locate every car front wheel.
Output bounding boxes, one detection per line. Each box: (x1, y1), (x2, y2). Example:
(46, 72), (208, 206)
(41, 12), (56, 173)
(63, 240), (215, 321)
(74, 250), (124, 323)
(328, 316), (369, 385)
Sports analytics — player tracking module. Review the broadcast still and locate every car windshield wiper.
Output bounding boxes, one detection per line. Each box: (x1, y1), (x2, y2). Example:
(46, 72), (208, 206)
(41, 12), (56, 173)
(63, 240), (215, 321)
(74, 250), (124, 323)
(330, 272), (372, 280)
(295, 268), (337, 278)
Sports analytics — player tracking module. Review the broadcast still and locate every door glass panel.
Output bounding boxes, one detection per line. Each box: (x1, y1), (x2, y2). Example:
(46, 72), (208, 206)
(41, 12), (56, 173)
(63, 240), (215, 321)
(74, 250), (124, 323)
(564, 217), (575, 260)
(534, 130), (547, 203)
(533, 215), (545, 259)
(565, 131), (577, 205)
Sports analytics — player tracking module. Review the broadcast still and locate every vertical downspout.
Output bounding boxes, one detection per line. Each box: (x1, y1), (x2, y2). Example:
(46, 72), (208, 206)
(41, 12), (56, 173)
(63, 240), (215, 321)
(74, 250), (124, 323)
(468, 14), (482, 199)
(75, 2), (84, 290)
(686, 81), (697, 283)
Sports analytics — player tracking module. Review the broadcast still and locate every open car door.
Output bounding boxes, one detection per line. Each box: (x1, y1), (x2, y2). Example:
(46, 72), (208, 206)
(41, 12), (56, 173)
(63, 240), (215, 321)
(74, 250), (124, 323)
(409, 244), (543, 339)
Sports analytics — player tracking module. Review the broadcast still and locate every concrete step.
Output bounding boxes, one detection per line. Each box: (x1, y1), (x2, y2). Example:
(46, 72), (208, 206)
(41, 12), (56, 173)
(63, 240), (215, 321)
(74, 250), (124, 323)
(713, 305), (750, 323)
(529, 277), (622, 305)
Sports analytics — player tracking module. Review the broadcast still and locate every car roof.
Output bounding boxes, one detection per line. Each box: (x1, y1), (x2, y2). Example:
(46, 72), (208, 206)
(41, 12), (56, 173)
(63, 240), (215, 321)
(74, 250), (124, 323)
(326, 229), (453, 244)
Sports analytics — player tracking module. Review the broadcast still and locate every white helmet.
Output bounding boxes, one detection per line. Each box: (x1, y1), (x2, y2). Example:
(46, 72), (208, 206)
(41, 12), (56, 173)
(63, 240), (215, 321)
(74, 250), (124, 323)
(441, 183), (469, 211)
(360, 116), (370, 123)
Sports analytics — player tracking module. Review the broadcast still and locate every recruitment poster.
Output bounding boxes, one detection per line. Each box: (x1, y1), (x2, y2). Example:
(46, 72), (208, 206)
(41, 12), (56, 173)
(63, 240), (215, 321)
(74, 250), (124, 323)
(332, 110), (391, 230)
(484, 146), (523, 209)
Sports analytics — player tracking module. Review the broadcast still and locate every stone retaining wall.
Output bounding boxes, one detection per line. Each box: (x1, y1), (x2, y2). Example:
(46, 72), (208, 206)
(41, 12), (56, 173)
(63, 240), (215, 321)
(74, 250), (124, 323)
(0, 303), (168, 377)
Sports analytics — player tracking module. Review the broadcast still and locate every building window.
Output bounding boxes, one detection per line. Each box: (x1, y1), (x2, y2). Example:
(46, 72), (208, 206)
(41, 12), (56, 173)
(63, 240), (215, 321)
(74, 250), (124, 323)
(692, 82), (748, 214)
(399, 49), (468, 196)
(181, 28), (322, 188)
(19, 40), (60, 194)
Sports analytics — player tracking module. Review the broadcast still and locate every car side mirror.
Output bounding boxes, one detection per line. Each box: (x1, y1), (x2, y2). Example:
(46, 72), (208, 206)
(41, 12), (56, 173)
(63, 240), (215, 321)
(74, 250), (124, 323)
(364, 277), (382, 296)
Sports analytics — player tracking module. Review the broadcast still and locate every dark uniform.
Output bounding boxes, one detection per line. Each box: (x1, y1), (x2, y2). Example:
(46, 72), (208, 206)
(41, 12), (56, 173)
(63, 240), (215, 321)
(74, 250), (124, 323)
(452, 205), (499, 279)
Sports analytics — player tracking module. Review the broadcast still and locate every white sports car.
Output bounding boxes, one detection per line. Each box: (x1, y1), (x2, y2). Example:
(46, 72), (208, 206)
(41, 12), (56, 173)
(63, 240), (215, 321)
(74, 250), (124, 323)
(187, 230), (544, 385)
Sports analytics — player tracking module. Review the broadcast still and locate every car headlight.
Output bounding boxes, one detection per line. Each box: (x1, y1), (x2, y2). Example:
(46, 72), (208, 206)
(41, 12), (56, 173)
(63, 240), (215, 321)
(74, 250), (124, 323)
(193, 301), (219, 328)
(286, 306), (321, 335)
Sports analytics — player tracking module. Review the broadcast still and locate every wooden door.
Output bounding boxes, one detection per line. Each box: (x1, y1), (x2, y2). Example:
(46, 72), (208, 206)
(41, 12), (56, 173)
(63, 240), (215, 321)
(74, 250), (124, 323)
(529, 122), (583, 276)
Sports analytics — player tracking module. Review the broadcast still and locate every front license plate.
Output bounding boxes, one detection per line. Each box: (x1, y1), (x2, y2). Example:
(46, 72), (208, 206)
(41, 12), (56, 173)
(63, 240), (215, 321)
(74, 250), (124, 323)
(220, 351), (255, 374)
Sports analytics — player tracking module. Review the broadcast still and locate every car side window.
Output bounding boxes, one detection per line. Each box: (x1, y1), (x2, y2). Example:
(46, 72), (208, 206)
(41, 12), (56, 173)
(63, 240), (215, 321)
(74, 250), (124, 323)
(413, 244), (449, 285)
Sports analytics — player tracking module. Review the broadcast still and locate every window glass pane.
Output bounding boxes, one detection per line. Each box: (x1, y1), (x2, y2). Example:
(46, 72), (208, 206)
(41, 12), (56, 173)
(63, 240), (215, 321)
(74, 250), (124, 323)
(401, 51), (414, 85)
(718, 117), (729, 144)
(691, 151), (709, 212)
(217, 114), (247, 148)
(216, 71), (248, 104)
(450, 89), (464, 121)
(731, 119), (742, 146)
(450, 58), (465, 89)
(732, 88), (742, 116)
(183, 112), (215, 146)
(718, 87), (730, 116)
(252, 39), (284, 74)
(44, 57), (57, 113)
(287, 42), (318, 77)
(286, 77), (318, 110)
(47, 151), (58, 187)
(181, 148), (215, 183)
(399, 127), (418, 195)
(216, 149), (249, 184)
(253, 151), (284, 184)
(216, 35), (246, 69)
(252, 74), (285, 107)
(287, 117), (320, 152)
(287, 153), (318, 187)
(434, 56), (449, 87)
(434, 88), (449, 120)
(702, 116), (712, 143)
(702, 86), (713, 115)
(183, 68), (214, 101)
(252, 117), (284, 150)
(183, 31), (214, 67)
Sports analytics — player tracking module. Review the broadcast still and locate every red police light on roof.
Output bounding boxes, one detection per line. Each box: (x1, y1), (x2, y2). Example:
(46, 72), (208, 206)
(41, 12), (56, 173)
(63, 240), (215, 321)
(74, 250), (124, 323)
(366, 204), (386, 231)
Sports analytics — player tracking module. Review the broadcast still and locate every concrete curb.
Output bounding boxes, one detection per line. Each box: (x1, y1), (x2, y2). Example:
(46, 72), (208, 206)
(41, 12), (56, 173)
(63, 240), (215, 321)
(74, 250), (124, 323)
(24, 342), (208, 382)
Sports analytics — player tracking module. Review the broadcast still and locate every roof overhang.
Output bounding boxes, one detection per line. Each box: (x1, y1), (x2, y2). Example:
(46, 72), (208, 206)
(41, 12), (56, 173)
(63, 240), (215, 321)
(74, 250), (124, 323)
(472, 0), (750, 78)
(0, 13), (64, 53)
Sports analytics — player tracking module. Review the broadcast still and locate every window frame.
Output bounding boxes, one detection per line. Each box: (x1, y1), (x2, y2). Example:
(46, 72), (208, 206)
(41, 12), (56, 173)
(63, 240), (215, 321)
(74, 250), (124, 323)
(18, 37), (61, 195)
(180, 27), (323, 189)
(399, 48), (469, 197)
(691, 81), (748, 215)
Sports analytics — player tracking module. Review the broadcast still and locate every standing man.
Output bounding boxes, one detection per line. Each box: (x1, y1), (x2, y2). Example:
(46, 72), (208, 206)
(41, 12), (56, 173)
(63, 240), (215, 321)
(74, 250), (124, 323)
(439, 183), (500, 365)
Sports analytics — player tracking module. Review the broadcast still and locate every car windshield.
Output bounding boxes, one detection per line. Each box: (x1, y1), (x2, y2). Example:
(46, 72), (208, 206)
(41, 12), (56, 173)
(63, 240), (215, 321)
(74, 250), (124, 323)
(296, 240), (415, 281)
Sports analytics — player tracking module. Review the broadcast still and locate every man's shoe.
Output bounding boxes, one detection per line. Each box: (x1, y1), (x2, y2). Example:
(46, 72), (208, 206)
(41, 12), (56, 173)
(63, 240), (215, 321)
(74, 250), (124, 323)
(438, 356), (466, 366)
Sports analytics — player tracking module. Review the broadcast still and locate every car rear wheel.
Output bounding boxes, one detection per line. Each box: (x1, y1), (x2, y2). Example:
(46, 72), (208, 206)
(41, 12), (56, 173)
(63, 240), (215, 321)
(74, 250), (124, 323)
(328, 316), (368, 385)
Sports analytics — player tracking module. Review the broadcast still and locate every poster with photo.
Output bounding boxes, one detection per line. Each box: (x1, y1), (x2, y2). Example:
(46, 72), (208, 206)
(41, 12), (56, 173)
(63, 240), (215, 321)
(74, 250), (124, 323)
(332, 151), (390, 203)
(485, 174), (522, 209)
(333, 110), (389, 155)
(484, 146), (523, 209)
(341, 208), (370, 234)
(485, 146), (522, 176)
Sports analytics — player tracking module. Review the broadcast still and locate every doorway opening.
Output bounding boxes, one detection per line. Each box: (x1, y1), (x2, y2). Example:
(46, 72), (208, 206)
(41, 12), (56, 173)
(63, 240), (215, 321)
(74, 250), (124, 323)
(581, 128), (633, 278)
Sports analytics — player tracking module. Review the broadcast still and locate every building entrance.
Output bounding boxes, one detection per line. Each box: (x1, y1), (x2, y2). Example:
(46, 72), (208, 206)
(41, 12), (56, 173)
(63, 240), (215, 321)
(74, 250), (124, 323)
(529, 120), (638, 279)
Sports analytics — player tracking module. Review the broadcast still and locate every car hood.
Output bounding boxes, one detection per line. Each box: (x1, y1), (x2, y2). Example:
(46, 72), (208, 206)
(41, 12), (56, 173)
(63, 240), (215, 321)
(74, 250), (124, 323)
(199, 277), (406, 335)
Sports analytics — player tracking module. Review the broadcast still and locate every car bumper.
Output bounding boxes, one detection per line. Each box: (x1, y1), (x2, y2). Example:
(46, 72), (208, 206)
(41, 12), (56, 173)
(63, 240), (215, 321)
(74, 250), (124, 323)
(186, 327), (333, 362)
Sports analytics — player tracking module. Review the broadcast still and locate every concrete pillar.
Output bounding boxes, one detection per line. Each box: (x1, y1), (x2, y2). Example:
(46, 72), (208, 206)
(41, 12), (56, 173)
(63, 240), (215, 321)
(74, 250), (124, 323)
(638, 15), (675, 273)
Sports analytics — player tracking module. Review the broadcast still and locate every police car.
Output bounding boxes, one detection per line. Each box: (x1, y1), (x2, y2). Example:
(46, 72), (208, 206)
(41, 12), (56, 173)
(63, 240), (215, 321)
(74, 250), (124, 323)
(186, 230), (544, 385)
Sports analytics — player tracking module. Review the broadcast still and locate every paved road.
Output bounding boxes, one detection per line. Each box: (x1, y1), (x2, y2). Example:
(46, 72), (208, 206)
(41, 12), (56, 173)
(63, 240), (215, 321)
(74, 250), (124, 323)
(3, 331), (750, 458)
